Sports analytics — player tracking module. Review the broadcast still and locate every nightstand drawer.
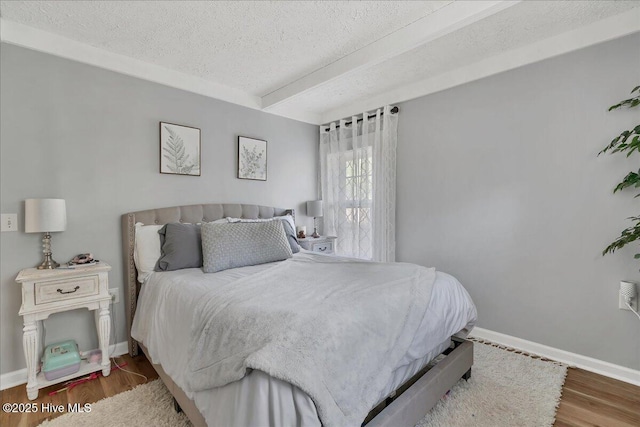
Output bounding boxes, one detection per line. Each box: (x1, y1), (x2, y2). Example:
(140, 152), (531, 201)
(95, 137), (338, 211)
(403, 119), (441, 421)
(311, 241), (334, 254)
(35, 276), (99, 304)
(298, 236), (337, 254)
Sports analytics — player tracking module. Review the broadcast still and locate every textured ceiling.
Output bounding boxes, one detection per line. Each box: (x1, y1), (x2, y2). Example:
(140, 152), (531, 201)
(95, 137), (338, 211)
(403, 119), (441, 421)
(0, 0), (451, 96)
(1, 1), (638, 123)
(266, 0), (640, 119)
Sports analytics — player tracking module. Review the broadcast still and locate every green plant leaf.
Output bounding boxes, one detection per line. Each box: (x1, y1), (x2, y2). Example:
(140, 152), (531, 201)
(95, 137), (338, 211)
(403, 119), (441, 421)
(601, 86), (640, 261)
(600, 126), (640, 155)
(613, 170), (640, 193)
(608, 96), (640, 111)
(602, 216), (640, 256)
(625, 135), (640, 157)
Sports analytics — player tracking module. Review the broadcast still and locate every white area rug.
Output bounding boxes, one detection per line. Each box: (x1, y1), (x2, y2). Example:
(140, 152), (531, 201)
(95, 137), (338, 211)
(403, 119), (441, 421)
(39, 341), (566, 427)
(38, 379), (191, 427)
(416, 340), (567, 427)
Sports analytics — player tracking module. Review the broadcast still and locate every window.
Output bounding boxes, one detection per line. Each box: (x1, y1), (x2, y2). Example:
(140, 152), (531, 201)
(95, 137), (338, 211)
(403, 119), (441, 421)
(320, 106), (398, 261)
(328, 146), (373, 259)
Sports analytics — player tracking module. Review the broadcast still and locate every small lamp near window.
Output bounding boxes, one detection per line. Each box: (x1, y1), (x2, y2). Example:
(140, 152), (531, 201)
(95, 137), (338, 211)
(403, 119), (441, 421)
(306, 200), (323, 238)
(25, 198), (67, 269)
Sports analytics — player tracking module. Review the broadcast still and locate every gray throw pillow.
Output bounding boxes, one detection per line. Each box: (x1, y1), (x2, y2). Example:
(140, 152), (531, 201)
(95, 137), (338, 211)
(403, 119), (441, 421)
(202, 221), (293, 273)
(155, 223), (202, 271)
(225, 216), (300, 253)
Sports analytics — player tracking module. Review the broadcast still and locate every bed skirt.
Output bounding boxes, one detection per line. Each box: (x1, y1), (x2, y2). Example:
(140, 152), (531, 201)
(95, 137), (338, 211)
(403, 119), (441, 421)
(139, 338), (473, 427)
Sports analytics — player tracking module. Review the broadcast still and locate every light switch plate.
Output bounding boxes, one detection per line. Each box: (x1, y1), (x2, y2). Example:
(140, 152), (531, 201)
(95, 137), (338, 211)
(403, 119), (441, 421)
(1, 214), (18, 232)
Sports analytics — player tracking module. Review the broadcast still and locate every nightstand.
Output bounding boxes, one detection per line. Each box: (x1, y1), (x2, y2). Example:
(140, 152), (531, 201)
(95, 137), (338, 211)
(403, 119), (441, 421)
(15, 262), (112, 400)
(298, 236), (337, 254)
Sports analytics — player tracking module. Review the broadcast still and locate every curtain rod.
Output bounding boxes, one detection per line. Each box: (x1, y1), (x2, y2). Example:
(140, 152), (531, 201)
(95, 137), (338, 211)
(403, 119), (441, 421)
(323, 106), (399, 131)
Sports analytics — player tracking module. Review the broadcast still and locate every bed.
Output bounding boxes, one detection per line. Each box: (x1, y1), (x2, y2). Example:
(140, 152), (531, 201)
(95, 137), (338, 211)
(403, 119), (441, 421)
(122, 203), (477, 427)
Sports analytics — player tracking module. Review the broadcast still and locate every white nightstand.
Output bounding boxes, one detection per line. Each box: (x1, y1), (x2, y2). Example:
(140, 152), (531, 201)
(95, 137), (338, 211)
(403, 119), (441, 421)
(298, 236), (337, 254)
(15, 262), (112, 400)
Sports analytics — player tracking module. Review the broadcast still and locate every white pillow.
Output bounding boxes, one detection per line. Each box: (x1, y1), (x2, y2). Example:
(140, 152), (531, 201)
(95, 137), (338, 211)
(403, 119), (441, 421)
(226, 214), (296, 231)
(134, 223), (163, 283)
(196, 218), (228, 225)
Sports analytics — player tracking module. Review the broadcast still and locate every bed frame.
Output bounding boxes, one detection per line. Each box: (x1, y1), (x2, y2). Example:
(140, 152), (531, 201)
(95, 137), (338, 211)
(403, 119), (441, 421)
(122, 202), (473, 427)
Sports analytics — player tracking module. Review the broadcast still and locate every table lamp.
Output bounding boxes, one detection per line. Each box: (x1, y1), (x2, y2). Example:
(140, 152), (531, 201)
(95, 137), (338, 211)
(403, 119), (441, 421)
(306, 200), (323, 238)
(25, 198), (67, 269)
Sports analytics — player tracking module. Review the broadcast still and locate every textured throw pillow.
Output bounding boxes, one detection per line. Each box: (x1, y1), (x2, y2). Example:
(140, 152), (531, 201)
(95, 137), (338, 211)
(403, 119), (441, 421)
(133, 223), (163, 283)
(155, 223), (202, 271)
(202, 221), (293, 273)
(226, 215), (300, 253)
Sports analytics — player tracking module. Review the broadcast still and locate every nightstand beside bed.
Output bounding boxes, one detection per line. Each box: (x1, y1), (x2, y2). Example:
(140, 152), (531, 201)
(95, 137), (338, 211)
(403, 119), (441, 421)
(297, 236), (337, 254)
(15, 262), (112, 400)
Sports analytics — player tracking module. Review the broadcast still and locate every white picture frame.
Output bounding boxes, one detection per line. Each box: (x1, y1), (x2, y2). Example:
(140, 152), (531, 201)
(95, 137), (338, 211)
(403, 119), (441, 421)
(160, 122), (201, 176)
(238, 136), (267, 181)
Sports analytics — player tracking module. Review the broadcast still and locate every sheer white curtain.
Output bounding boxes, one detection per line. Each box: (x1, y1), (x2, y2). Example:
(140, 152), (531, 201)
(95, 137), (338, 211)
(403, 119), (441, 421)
(319, 105), (398, 262)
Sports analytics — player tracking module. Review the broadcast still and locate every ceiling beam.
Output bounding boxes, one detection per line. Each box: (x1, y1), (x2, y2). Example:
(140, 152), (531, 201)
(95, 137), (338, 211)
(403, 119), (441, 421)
(261, 0), (521, 111)
(319, 10), (640, 124)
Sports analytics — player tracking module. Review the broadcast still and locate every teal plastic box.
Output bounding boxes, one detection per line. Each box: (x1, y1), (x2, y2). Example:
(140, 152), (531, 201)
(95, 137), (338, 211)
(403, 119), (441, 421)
(42, 340), (81, 381)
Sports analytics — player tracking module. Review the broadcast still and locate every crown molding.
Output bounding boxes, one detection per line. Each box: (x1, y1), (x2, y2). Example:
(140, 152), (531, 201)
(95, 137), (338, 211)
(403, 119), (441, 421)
(0, 18), (324, 125)
(3, 8), (638, 128)
(0, 19), (261, 108)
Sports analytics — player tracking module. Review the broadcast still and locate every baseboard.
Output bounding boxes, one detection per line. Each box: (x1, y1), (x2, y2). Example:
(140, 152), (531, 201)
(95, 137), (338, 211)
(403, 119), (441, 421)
(0, 341), (129, 391)
(471, 327), (640, 387)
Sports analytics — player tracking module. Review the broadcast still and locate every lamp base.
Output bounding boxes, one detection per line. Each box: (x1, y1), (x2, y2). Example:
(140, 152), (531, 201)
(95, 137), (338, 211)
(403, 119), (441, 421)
(37, 255), (60, 270)
(312, 217), (320, 238)
(36, 232), (60, 269)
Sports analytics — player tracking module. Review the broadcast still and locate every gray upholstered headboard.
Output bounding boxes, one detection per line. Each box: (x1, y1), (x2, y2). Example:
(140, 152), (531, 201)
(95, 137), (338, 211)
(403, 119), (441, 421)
(121, 203), (293, 356)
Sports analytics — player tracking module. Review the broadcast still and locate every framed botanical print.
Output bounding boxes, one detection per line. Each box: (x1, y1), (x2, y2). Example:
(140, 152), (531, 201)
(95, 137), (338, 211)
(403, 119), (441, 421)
(160, 122), (201, 176)
(238, 136), (267, 181)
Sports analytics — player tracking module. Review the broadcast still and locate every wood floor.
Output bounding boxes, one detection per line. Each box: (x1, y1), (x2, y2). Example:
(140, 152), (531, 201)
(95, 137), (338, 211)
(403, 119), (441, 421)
(1, 354), (638, 427)
(555, 368), (640, 427)
(1, 355), (158, 427)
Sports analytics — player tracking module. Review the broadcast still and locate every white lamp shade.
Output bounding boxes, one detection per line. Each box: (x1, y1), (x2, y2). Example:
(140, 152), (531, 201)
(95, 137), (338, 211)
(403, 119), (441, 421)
(25, 199), (67, 233)
(307, 200), (323, 218)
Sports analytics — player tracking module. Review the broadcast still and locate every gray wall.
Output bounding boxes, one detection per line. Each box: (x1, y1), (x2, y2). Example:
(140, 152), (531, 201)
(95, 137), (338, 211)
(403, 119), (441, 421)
(3, 34), (638, 378)
(0, 44), (318, 375)
(397, 33), (640, 370)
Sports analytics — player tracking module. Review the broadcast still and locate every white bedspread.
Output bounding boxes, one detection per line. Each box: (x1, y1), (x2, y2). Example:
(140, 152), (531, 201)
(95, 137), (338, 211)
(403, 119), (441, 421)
(187, 253), (434, 426)
(131, 251), (477, 426)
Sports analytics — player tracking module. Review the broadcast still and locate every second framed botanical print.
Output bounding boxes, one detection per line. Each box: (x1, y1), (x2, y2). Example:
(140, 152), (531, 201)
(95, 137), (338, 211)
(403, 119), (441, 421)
(238, 136), (267, 181)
